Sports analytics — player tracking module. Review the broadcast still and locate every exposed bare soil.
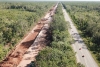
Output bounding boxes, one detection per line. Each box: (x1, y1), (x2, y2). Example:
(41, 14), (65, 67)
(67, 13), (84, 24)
(0, 4), (58, 67)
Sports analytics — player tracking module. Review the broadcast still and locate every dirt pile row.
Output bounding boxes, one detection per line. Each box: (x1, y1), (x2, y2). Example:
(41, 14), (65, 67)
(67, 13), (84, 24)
(0, 4), (58, 67)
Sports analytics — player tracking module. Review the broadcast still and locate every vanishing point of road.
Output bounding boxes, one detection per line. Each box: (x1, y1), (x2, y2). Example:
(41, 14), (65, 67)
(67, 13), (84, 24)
(62, 6), (99, 67)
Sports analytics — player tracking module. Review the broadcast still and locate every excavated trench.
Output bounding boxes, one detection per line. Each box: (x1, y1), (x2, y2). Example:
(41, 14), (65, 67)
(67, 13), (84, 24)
(0, 22), (44, 67)
(0, 4), (58, 67)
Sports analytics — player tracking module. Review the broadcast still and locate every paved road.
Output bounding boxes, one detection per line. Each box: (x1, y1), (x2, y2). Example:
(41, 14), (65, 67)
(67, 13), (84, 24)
(62, 7), (98, 67)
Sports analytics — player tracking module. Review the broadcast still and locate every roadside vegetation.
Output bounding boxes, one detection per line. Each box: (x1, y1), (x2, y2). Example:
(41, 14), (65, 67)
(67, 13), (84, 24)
(62, 2), (100, 66)
(0, 2), (55, 61)
(32, 4), (79, 67)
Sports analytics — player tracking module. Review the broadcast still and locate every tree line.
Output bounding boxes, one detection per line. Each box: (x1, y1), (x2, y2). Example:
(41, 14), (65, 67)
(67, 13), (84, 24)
(62, 2), (100, 66)
(31, 4), (84, 67)
(0, 2), (55, 61)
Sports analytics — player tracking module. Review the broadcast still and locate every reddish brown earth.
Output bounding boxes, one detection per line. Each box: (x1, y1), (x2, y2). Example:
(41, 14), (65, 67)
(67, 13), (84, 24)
(0, 4), (58, 67)
(0, 23), (44, 67)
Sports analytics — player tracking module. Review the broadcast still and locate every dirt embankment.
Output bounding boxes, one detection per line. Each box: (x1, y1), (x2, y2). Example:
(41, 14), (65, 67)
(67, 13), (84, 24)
(0, 4), (58, 67)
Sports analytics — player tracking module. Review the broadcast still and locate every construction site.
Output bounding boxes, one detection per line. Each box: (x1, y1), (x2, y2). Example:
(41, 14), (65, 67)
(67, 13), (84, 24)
(0, 4), (58, 67)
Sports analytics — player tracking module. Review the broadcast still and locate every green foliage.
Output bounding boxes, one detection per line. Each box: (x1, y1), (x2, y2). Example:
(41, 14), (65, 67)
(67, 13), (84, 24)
(77, 63), (85, 67)
(0, 2), (55, 61)
(36, 47), (76, 67)
(0, 44), (9, 61)
(63, 2), (100, 66)
(34, 4), (77, 67)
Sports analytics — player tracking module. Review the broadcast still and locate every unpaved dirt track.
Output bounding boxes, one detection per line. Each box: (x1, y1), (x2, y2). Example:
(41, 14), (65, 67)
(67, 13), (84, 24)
(0, 4), (58, 67)
(62, 6), (98, 67)
(18, 4), (58, 67)
(0, 24), (44, 67)
(17, 16), (52, 67)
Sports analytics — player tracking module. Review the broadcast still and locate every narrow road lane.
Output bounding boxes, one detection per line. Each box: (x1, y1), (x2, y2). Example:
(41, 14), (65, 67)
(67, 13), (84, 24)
(62, 6), (98, 67)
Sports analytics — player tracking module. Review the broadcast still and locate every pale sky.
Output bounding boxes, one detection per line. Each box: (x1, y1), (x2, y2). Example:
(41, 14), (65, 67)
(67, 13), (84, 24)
(0, 0), (100, 1)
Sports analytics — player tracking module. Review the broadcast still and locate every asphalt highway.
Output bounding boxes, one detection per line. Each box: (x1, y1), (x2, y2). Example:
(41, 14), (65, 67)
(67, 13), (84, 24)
(62, 7), (98, 67)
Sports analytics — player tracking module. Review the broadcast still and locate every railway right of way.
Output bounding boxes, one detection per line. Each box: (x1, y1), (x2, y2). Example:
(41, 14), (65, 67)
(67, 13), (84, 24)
(0, 3), (58, 67)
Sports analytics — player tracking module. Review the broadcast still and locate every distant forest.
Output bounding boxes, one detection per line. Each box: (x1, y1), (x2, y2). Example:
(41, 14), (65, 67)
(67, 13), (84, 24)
(0, 2), (54, 61)
(62, 2), (100, 66)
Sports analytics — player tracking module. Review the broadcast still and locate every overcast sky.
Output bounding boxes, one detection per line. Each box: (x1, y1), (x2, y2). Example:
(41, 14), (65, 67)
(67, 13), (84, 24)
(0, 0), (100, 1)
